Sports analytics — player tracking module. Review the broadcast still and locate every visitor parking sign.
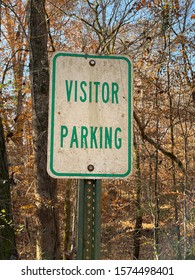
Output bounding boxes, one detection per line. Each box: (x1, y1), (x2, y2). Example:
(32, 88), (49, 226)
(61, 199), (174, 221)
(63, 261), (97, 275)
(47, 52), (132, 178)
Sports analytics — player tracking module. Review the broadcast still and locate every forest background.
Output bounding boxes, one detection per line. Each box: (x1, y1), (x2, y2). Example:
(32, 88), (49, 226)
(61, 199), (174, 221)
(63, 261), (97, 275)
(0, 0), (194, 260)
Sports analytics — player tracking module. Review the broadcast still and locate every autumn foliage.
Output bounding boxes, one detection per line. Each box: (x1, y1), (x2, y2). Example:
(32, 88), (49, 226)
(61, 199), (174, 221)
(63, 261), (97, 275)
(0, 0), (194, 260)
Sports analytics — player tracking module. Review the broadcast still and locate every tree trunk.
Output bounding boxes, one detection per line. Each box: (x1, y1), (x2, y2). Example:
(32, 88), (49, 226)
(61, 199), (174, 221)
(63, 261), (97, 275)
(63, 179), (77, 260)
(133, 137), (143, 260)
(167, 59), (182, 259)
(29, 0), (60, 259)
(153, 85), (160, 260)
(153, 150), (160, 259)
(0, 117), (18, 259)
(63, 181), (71, 259)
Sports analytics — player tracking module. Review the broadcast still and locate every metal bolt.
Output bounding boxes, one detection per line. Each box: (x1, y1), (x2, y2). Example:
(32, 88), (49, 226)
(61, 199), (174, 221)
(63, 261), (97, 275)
(89, 60), (96, 66)
(87, 181), (92, 186)
(87, 164), (94, 172)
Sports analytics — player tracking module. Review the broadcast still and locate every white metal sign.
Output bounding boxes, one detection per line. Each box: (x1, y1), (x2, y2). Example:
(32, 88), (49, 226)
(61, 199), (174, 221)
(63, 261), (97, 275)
(47, 52), (132, 178)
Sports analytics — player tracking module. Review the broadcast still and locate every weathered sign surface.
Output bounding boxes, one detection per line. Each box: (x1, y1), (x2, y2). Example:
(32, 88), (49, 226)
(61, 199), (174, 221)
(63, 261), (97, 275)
(47, 52), (132, 178)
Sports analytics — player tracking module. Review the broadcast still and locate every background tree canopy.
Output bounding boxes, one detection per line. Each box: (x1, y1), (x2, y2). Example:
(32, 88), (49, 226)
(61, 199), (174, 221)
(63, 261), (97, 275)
(0, 0), (194, 260)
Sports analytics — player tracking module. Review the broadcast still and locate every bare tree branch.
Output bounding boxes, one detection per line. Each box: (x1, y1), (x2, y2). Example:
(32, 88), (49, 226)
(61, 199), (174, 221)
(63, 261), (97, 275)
(134, 111), (186, 174)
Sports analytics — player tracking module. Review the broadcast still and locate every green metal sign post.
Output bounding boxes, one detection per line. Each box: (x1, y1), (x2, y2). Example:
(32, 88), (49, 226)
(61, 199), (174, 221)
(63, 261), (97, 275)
(77, 179), (102, 260)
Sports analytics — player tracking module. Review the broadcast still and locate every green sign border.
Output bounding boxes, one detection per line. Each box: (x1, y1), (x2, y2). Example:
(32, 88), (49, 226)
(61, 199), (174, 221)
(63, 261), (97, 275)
(48, 52), (132, 178)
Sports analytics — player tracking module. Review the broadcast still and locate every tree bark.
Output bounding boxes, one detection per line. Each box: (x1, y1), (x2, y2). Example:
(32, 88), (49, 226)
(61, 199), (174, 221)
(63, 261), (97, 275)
(29, 0), (60, 259)
(133, 137), (143, 260)
(153, 86), (160, 260)
(0, 117), (18, 259)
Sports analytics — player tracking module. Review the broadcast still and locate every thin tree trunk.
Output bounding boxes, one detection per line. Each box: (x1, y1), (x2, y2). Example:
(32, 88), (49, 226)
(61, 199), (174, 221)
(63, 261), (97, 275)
(183, 135), (188, 259)
(133, 137), (143, 260)
(63, 179), (77, 260)
(0, 117), (18, 259)
(167, 61), (182, 259)
(153, 84), (160, 260)
(153, 149), (160, 259)
(63, 180), (71, 259)
(29, 0), (60, 259)
(166, 26), (182, 258)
